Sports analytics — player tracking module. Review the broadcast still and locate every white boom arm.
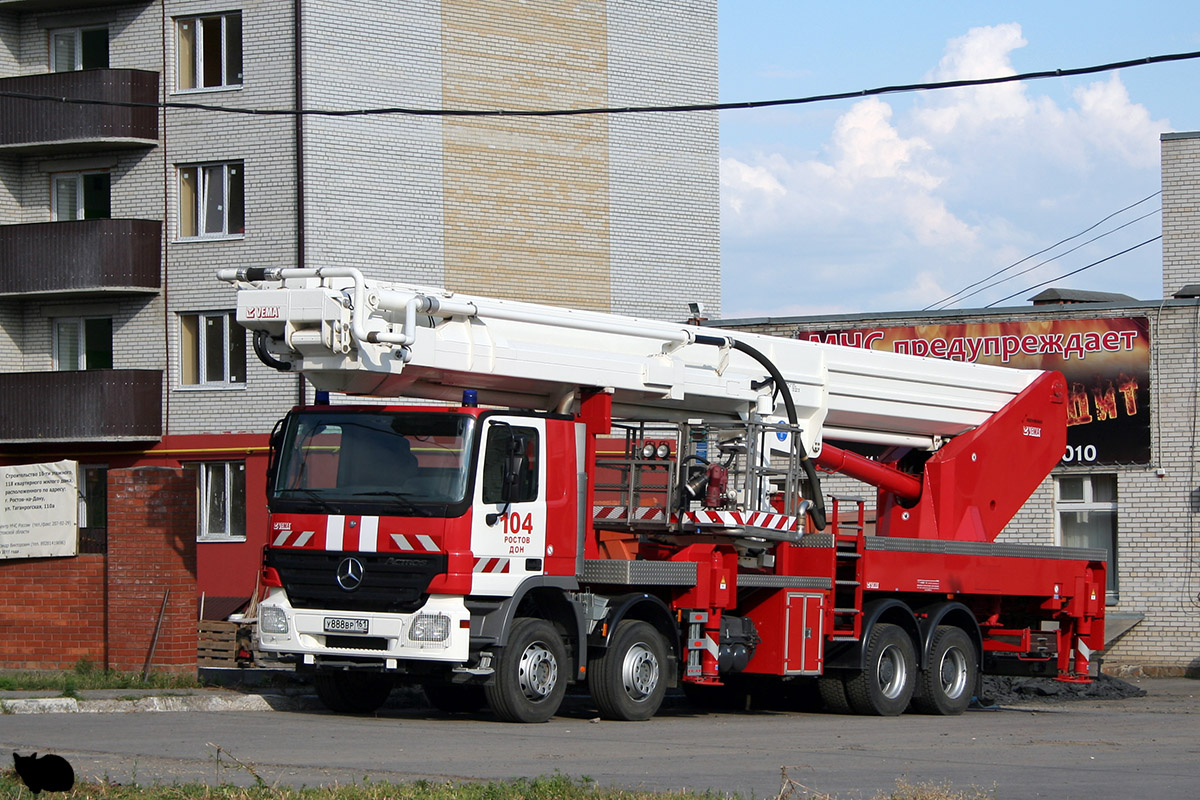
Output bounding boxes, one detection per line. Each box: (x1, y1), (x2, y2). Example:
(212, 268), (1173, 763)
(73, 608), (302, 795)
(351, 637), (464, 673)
(218, 267), (1039, 456)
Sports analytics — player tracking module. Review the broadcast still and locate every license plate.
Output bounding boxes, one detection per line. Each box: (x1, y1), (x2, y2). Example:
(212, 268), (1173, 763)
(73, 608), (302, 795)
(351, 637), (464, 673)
(323, 617), (369, 634)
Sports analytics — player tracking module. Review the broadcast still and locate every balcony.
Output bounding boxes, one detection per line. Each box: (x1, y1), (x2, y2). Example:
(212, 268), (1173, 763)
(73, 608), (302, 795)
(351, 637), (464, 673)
(0, 369), (162, 444)
(0, 219), (161, 297)
(0, 69), (158, 155)
(0, 1), (124, 9)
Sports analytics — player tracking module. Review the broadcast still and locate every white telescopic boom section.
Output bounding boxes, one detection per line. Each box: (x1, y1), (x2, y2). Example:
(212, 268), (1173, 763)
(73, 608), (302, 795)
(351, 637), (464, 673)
(218, 268), (1040, 456)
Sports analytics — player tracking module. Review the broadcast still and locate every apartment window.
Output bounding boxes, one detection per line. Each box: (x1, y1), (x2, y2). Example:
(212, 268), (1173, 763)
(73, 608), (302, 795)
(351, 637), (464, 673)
(187, 461), (246, 541)
(176, 12), (242, 90)
(178, 162), (244, 238)
(180, 312), (245, 386)
(53, 317), (113, 371)
(52, 172), (111, 221)
(1056, 474), (1118, 601)
(49, 27), (109, 72)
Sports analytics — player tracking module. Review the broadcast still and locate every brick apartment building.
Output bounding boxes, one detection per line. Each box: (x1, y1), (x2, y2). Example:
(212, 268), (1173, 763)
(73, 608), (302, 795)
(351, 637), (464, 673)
(0, 0), (718, 670)
(718, 131), (1200, 675)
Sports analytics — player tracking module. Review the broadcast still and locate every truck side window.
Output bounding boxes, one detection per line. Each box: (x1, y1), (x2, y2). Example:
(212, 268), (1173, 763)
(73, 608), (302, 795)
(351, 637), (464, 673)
(482, 425), (539, 504)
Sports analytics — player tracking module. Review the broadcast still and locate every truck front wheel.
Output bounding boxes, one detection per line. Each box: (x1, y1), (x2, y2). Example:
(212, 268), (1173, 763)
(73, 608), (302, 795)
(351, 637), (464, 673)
(313, 672), (394, 714)
(485, 618), (568, 723)
(912, 625), (976, 716)
(590, 620), (668, 721)
(845, 623), (916, 716)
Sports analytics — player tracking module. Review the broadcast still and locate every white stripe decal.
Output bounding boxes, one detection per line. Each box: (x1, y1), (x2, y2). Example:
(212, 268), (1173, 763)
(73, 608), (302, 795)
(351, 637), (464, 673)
(273, 531), (290, 546)
(391, 533), (411, 550)
(326, 515), (345, 550)
(295, 531), (314, 547)
(359, 517), (379, 552)
(416, 534), (437, 551)
(704, 634), (720, 659)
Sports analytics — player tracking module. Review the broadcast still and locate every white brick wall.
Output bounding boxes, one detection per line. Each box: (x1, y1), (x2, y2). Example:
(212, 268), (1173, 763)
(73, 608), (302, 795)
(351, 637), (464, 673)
(1162, 133), (1200, 298)
(608, 0), (720, 321)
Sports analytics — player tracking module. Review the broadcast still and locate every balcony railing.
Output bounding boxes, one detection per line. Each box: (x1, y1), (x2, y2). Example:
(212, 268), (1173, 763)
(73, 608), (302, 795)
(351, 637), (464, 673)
(0, 69), (158, 154)
(0, 219), (161, 296)
(0, 370), (162, 443)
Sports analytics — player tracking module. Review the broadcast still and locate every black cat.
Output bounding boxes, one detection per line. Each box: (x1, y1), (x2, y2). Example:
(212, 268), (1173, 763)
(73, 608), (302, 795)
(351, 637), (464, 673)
(12, 752), (75, 794)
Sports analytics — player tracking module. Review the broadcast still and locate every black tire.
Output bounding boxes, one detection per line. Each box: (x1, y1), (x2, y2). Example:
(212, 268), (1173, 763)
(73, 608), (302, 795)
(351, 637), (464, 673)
(313, 672), (394, 714)
(590, 620), (669, 721)
(485, 618), (568, 723)
(845, 623), (916, 716)
(423, 681), (487, 714)
(912, 626), (976, 716)
(817, 673), (852, 714)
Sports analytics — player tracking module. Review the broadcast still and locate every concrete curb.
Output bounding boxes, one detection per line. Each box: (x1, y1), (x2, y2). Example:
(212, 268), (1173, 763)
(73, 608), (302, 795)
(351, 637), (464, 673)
(1, 692), (315, 715)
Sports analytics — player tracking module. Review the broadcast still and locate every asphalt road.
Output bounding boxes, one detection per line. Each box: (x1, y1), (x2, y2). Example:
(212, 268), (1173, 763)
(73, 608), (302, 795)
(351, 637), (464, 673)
(4, 678), (1199, 800)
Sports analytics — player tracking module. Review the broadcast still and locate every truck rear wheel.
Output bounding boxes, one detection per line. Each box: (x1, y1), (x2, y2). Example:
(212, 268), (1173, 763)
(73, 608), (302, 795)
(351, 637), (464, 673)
(590, 620), (668, 721)
(912, 625), (976, 716)
(313, 672), (394, 714)
(485, 617), (568, 723)
(845, 623), (916, 716)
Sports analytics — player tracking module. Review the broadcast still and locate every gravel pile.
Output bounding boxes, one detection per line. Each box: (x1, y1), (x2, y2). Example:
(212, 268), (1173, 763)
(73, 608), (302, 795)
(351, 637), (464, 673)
(979, 672), (1146, 705)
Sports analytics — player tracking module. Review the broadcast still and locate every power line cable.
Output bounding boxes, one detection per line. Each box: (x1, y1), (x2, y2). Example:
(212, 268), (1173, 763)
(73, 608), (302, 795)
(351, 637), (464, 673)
(942, 207), (1161, 308)
(925, 191), (1162, 310)
(1, 50), (1199, 118)
(983, 235), (1162, 307)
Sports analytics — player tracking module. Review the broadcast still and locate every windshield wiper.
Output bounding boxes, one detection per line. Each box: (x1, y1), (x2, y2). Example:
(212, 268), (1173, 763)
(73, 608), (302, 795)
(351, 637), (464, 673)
(277, 487), (343, 514)
(352, 490), (434, 517)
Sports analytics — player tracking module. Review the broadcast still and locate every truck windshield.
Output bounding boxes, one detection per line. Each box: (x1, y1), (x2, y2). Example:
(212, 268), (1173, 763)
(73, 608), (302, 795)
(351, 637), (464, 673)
(271, 411), (476, 516)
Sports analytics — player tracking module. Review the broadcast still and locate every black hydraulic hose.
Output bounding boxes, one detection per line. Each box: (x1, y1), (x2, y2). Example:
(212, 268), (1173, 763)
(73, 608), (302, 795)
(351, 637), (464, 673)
(694, 334), (828, 530)
(254, 329), (292, 372)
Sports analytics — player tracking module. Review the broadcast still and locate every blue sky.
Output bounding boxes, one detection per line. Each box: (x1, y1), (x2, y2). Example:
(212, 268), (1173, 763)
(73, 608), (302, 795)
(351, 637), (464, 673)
(717, 2), (1200, 318)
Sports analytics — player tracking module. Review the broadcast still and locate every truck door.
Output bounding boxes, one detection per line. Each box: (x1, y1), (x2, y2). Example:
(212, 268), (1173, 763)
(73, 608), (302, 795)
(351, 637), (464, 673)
(469, 417), (546, 595)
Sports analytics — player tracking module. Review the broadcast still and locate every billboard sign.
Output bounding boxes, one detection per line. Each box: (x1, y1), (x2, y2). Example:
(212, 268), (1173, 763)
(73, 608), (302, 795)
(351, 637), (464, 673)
(799, 317), (1151, 465)
(0, 460), (79, 560)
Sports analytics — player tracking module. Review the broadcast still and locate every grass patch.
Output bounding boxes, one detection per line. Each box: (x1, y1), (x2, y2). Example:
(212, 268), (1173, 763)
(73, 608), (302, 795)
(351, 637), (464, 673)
(0, 770), (995, 800)
(0, 659), (202, 693)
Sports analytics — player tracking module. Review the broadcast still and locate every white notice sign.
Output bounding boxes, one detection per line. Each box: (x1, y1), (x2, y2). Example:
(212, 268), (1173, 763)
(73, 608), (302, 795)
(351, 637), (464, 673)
(0, 460), (79, 560)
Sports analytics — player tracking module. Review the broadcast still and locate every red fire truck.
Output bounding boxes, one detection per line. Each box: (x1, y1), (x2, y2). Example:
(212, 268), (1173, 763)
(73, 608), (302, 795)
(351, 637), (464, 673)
(221, 267), (1105, 723)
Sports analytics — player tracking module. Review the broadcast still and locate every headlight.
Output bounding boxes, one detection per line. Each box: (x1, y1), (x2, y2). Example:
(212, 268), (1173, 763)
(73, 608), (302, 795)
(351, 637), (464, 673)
(656, 443), (671, 459)
(641, 443), (656, 459)
(408, 612), (450, 642)
(260, 606), (289, 634)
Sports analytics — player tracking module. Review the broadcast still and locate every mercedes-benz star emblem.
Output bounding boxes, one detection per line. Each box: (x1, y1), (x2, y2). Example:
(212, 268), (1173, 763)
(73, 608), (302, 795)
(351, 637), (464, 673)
(336, 557), (365, 591)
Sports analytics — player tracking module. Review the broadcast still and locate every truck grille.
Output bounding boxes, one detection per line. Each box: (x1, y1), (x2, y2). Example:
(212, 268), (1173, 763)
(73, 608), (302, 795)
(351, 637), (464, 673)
(269, 549), (447, 614)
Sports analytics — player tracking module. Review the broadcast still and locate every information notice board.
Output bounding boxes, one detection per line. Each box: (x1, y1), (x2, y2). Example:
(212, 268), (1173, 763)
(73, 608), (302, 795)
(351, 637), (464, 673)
(0, 460), (79, 560)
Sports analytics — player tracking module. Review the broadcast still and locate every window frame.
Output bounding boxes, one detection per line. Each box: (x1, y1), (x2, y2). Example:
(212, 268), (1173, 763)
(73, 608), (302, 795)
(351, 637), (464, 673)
(50, 170), (111, 221)
(1054, 473), (1118, 603)
(48, 25), (109, 72)
(175, 12), (243, 92)
(52, 316), (113, 371)
(179, 311), (246, 389)
(177, 161), (245, 240)
(187, 460), (247, 542)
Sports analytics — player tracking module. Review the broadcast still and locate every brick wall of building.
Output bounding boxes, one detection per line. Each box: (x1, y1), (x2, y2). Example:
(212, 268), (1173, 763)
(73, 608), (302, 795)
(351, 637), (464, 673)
(105, 466), (197, 673)
(608, 0), (720, 320)
(1162, 132), (1200, 298)
(0, 554), (107, 670)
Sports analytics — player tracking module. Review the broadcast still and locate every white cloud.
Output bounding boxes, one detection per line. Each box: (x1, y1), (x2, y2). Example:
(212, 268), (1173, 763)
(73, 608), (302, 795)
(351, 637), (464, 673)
(721, 23), (1170, 317)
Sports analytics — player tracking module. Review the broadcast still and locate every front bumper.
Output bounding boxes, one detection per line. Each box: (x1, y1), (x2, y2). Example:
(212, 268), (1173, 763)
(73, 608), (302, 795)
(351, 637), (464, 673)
(257, 589), (470, 664)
